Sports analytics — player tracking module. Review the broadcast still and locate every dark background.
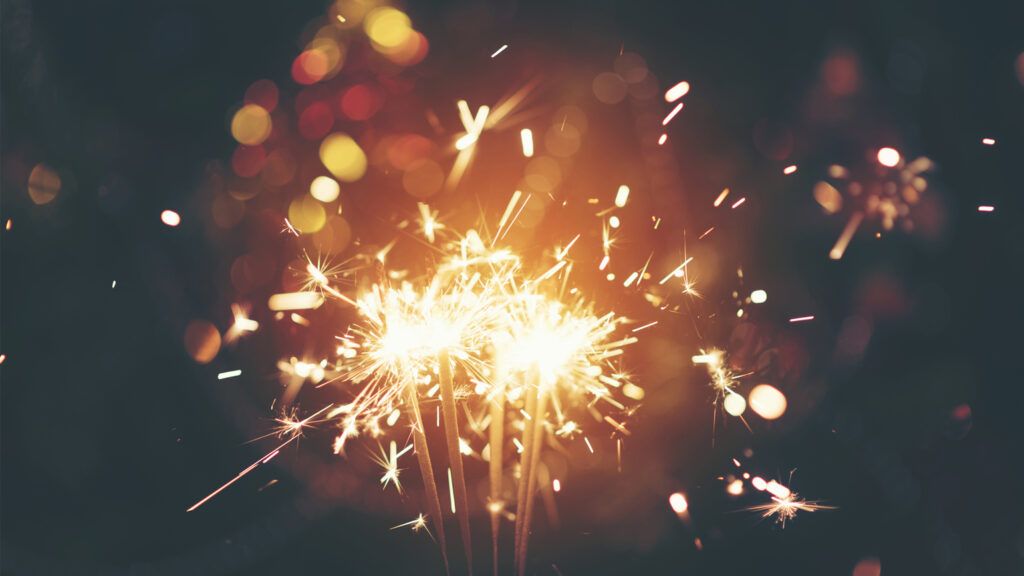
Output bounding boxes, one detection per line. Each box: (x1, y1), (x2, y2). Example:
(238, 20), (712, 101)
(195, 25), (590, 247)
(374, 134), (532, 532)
(2, 0), (1022, 574)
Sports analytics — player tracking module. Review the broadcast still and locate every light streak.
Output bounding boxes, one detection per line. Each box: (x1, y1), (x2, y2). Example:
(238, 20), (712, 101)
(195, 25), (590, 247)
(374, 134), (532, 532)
(662, 102), (684, 126)
(520, 128), (534, 157)
(977, 205), (995, 212)
(713, 188), (730, 207)
(788, 315), (814, 323)
(664, 81), (690, 102)
(783, 165), (798, 175)
(491, 44), (509, 58)
(218, 369), (242, 380)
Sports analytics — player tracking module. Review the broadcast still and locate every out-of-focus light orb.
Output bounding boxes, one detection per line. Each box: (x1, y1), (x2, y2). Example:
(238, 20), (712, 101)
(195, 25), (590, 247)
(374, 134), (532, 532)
(364, 7), (412, 51)
(231, 104), (272, 146)
(668, 492), (688, 514)
(288, 196), (327, 234)
(665, 81), (691, 102)
(232, 145), (266, 178)
(748, 384), (787, 420)
(813, 181), (843, 214)
(244, 79), (279, 112)
(877, 147), (901, 167)
(751, 476), (768, 491)
(310, 176), (340, 202)
(312, 215), (352, 255)
(402, 159), (444, 199)
(27, 163), (61, 205)
(592, 72), (628, 104)
(852, 557), (882, 576)
(341, 84), (381, 121)
(609, 215), (620, 229)
(292, 49), (330, 85)
(726, 479), (744, 496)
(552, 479), (562, 492)
(383, 30), (429, 66)
(723, 392), (747, 416)
(161, 210), (181, 227)
(750, 289), (767, 304)
(184, 320), (221, 364)
(319, 133), (367, 182)
(298, 102), (335, 141)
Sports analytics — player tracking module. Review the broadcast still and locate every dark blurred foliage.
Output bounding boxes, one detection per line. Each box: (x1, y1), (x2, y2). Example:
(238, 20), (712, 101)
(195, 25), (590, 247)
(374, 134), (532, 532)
(2, 0), (1022, 574)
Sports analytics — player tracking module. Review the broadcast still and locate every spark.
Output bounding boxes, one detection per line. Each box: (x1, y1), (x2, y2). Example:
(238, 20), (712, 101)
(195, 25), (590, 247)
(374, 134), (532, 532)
(664, 81), (690, 102)
(783, 165), (798, 175)
(520, 128), (534, 157)
(981, 138), (995, 146)
(698, 227), (715, 240)
(391, 514), (431, 536)
(225, 303), (260, 342)
(977, 205), (995, 212)
(829, 212), (864, 260)
(669, 492), (689, 515)
(788, 315), (814, 323)
(746, 494), (834, 527)
(218, 369), (242, 380)
(631, 320), (658, 333)
(713, 188), (730, 207)
(662, 102), (684, 126)
(491, 44), (509, 58)
(658, 257), (693, 285)
(731, 197), (746, 209)
(877, 147), (900, 167)
(658, 133), (668, 145)
(614, 184), (631, 207)
(161, 210), (181, 227)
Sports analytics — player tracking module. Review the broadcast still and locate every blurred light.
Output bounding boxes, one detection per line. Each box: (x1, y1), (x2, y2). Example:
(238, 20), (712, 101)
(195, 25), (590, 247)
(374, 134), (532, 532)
(341, 85), (381, 121)
(852, 557), (882, 576)
(877, 147), (901, 167)
(783, 164), (798, 175)
(402, 159), (444, 199)
(552, 479), (561, 492)
(319, 133), (367, 182)
(723, 393), (746, 416)
(27, 163), (61, 205)
(268, 292), (325, 311)
(292, 49), (329, 85)
(161, 210), (181, 227)
(232, 145), (266, 177)
(664, 81), (690, 102)
(244, 79), (279, 112)
(668, 492), (688, 514)
(750, 289), (767, 304)
(615, 184), (630, 207)
(310, 176), (340, 202)
(726, 479), (744, 495)
(981, 137), (995, 146)
(766, 480), (791, 499)
(520, 128), (534, 157)
(662, 102), (684, 125)
(592, 72), (627, 104)
(658, 133), (668, 145)
(231, 104), (272, 146)
(751, 477), (767, 491)
(609, 216), (620, 229)
(288, 197), (327, 233)
(748, 384), (787, 420)
(364, 7), (412, 51)
(813, 181), (843, 214)
(491, 44), (508, 58)
(298, 102), (335, 140)
(977, 205), (995, 213)
(313, 215), (352, 254)
(184, 320), (221, 364)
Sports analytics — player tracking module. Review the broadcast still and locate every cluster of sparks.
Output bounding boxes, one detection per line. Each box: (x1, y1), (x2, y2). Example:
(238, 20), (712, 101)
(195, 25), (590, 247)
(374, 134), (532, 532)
(179, 1), (857, 573)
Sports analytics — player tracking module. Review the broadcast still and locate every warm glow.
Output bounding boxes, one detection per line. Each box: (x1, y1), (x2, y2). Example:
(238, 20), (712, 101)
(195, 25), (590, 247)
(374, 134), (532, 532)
(319, 133), (367, 182)
(669, 492), (689, 514)
(748, 384), (787, 420)
(310, 175), (341, 202)
(877, 147), (901, 167)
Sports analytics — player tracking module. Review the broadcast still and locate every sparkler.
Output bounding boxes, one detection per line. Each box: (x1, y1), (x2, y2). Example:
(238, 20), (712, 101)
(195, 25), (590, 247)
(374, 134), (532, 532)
(186, 2), (835, 572)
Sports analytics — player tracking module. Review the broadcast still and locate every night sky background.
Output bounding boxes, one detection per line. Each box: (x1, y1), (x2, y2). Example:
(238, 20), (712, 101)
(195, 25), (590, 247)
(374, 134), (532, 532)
(2, 0), (1023, 574)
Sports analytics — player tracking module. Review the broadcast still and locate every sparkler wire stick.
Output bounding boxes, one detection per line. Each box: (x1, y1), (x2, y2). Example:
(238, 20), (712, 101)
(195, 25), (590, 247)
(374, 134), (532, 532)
(488, 374), (506, 576)
(512, 372), (539, 571)
(438, 348), (473, 574)
(517, 387), (548, 576)
(405, 382), (450, 575)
